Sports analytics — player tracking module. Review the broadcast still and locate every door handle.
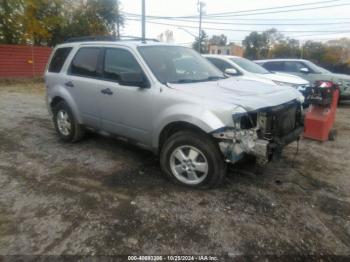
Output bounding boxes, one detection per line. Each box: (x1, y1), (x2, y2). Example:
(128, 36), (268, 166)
(101, 88), (113, 95)
(65, 81), (74, 88)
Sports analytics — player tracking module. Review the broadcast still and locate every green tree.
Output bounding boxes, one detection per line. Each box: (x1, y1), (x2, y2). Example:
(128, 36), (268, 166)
(243, 31), (269, 59)
(270, 38), (301, 58)
(209, 34), (227, 46)
(0, 0), (124, 46)
(243, 28), (285, 59)
(0, 0), (24, 44)
(326, 38), (350, 64)
(60, 0), (124, 43)
(97, 0), (124, 37)
(192, 30), (209, 53)
(302, 41), (326, 64)
(263, 28), (284, 48)
(22, 0), (66, 45)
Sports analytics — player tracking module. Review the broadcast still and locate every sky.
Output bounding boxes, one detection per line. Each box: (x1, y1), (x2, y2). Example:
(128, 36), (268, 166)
(119, 0), (350, 45)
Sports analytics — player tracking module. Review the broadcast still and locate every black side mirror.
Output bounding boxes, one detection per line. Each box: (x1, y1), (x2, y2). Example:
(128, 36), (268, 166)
(119, 72), (149, 88)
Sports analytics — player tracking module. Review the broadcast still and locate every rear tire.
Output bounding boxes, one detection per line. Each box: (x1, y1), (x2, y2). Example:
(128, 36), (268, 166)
(52, 101), (85, 142)
(160, 131), (226, 189)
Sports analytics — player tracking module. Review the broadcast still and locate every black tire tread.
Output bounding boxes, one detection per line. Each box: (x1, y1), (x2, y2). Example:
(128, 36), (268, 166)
(52, 101), (85, 142)
(160, 131), (226, 189)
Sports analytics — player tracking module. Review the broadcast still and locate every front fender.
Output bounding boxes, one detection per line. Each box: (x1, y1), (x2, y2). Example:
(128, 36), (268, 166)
(47, 85), (83, 124)
(152, 103), (226, 150)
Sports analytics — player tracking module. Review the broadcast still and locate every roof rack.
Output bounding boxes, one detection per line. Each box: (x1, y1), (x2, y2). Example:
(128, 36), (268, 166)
(64, 35), (160, 43)
(121, 35), (160, 42)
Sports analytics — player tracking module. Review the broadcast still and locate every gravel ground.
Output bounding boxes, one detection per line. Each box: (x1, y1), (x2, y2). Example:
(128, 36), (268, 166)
(0, 82), (350, 258)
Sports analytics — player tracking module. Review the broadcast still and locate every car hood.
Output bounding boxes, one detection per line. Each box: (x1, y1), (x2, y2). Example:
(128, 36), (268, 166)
(262, 72), (309, 85)
(307, 72), (350, 85)
(327, 73), (350, 81)
(168, 77), (302, 111)
(234, 75), (276, 85)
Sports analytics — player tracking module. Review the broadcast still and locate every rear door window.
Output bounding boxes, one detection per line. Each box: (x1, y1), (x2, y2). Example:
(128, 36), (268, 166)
(48, 47), (72, 73)
(103, 48), (142, 82)
(284, 61), (307, 72)
(263, 61), (284, 71)
(69, 47), (101, 78)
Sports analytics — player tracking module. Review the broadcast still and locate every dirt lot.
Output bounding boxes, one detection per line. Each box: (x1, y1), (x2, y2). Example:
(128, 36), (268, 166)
(0, 81), (350, 257)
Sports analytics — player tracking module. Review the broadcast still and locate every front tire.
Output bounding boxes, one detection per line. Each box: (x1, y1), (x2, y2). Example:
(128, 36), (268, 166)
(160, 131), (227, 189)
(52, 101), (85, 142)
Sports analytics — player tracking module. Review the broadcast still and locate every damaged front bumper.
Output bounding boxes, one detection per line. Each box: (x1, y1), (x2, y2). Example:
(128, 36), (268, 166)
(212, 126), (303, 164)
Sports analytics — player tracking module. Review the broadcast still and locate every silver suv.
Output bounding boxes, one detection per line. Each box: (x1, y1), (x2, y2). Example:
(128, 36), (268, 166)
(45, 39), (304, 188)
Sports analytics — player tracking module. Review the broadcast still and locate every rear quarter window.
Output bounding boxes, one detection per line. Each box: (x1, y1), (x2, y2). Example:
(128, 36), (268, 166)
(48, 47), (72, 73)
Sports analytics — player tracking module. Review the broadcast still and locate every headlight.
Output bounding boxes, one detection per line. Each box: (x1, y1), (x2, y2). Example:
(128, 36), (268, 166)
(232, 106), (247, 115)
(232, 106), (257, 129)
(232, 106), (247, 129)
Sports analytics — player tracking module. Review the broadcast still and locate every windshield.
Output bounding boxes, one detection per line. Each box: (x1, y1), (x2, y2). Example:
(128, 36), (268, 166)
(138, 46), (225, 84)
(304, 61), (331, 74)
(230, 57), (270, 74)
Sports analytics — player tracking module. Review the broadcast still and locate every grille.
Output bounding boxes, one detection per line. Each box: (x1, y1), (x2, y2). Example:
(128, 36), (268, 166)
(240, 113), (257, 129)
(274, 106), (297, 136)
(258, 101), (301, 140)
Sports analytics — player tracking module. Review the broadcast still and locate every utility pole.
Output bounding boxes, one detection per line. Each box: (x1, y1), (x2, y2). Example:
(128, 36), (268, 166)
(142, 0), (146, 42)
(197, 1), (204, 53)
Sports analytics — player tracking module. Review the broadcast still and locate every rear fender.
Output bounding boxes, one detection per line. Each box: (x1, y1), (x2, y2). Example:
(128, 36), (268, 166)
(47, 85), (83, 124)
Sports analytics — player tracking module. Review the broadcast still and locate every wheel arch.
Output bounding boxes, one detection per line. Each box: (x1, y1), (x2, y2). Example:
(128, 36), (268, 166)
(48, 88), (83, 124)
(158, 121), (205, 152)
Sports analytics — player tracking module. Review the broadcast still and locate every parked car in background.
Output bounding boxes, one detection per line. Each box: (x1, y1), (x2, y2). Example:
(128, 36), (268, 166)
(45, 39), (305, 188)
(255, 59), (350, 100)
(204, 55), (311, 105)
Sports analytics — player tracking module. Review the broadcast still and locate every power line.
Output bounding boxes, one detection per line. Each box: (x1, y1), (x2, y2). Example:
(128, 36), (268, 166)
(126, 18), (350, 33)
(124, 14), (350, 26)
(124, 12), (350, 21)
(201, 16), (350, 21)
(204, 2), (350, 18)
(291, 31), (350, 37)
(201, 0), (345, 17)
(123, 0), (350, 19)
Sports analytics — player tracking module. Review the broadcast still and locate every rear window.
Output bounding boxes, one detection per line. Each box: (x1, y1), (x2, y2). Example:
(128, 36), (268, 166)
(48, 47), (72, 73)
(69, 47), (101, 77)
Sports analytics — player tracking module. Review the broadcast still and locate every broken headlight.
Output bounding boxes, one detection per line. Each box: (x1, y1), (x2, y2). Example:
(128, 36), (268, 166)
(232, 106), (257, 129)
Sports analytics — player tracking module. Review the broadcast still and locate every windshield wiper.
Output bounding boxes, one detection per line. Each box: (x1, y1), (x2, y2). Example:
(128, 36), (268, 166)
(171, 79), (202, 84)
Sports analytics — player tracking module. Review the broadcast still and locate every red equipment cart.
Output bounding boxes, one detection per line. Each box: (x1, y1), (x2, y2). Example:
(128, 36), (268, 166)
(303, 81), (339, 141)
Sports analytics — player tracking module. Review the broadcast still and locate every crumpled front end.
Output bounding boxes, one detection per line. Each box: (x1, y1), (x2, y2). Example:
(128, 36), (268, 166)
(212, 100), (304, 164)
